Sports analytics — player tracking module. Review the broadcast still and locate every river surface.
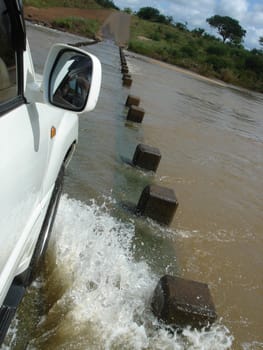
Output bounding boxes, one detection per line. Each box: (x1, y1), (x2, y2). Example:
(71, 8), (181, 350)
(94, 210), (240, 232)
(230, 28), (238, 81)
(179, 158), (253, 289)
(3, 24), (263, 350)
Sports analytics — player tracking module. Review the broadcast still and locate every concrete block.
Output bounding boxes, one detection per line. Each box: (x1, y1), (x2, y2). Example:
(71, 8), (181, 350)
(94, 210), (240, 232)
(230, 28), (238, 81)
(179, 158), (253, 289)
(127, 105), (144, 122)
(122, 74), (131, 80)
(119, 47), (124, 57)
(132, 144), (161, 172)
(152, 275), (217, 329)
(125, 95), (140, 107)
(123, 77), (133, 87)
(121, 66), (129, 74)
(137, 185), (178, 225)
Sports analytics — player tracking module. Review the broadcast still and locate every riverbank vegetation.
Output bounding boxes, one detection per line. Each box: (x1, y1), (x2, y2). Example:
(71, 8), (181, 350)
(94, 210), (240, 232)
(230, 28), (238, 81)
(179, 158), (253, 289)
(129, 13), (263, 92)
(52, 17), (100, 38)
(24, 0), (263, 92)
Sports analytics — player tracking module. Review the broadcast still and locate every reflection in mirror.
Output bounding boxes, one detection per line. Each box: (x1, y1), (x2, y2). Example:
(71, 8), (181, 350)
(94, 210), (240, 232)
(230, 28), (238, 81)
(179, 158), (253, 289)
(50, 50), (93, 111)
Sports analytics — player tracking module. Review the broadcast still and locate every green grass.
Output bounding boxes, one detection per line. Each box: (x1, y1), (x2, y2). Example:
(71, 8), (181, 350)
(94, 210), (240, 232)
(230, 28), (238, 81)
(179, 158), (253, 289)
(52, 17), (100, 38)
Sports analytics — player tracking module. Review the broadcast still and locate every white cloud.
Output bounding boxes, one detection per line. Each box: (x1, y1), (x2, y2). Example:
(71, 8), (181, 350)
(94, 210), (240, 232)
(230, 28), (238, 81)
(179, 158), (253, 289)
(244, 3), (263, 28)
(215, 0), (248, 20)
(246, 27), (263, 48)
(168, 0), (216, 27)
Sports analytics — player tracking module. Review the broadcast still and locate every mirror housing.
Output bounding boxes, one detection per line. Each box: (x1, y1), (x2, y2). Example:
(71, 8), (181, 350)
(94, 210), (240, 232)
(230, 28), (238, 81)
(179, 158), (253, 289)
(43, 44), (101, 113)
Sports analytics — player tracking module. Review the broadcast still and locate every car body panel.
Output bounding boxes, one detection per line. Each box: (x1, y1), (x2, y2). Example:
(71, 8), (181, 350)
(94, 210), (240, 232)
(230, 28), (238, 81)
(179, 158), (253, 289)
(0, 1), (101, 332)
(0, 100), (77, 306)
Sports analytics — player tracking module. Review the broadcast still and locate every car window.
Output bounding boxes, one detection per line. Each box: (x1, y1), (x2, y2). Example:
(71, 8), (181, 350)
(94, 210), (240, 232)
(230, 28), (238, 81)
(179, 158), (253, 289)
(0, 1), (17, 103)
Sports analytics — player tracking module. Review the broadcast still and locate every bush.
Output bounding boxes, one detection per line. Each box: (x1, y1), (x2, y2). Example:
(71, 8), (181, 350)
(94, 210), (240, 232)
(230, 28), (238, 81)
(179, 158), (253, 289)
(220, 68), (237, 83)
(168, 47), (178, 57)
(96, 0), (119, 9)
(164, 31), (178, 42)
(205, 55), (232, 72)
(206, 44), (227, 56)
(128, 39), (153, 56)
(136, 7), (172, 25)
(245, 54), (263, 74)
(52, 17), (100, 38)
(180, 44), (195, 58)
(150, 32), (161, 41)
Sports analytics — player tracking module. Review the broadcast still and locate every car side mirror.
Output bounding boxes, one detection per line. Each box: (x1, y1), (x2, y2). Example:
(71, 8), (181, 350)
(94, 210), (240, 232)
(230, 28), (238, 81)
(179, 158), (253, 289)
(43, 44), (101, 113)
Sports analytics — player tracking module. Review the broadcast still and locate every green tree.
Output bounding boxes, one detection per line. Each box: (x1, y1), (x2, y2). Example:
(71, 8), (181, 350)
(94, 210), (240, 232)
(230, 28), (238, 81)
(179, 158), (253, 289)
(96, 0), (119, 10)
(245, 53), (263, 75)
(166, 16), (173, 25)
(137, 7), (160, 21)
(123, 7), (132, 14)
(192, 28), (205, 37)
(136, 7), (172, 25)
(175, 22), (188, 31)
(206, 15), (246, 44)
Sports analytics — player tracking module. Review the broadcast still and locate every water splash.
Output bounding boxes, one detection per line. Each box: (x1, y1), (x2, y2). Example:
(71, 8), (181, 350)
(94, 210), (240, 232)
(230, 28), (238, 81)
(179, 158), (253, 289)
(6, 195), (233, 349)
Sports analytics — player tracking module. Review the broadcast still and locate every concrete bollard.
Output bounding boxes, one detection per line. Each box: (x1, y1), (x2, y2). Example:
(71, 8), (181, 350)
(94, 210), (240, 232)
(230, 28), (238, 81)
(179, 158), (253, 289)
(121, 66), (129, 74)
(119, 48), (124, 58)
(123, 76), (133, 87)
(122, 74), (131, 80)
(132, 144), (161, 172)
(125, 95), (140, 107)
(127, 105), (144, 122)
(151, 275), (217, 330)
(121, 57), (126, 65)
(137, 185), (178, 225)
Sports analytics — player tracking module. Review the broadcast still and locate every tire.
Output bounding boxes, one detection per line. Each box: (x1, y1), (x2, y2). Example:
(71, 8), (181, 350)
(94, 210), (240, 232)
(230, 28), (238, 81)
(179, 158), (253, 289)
(15, 165), (65, 286)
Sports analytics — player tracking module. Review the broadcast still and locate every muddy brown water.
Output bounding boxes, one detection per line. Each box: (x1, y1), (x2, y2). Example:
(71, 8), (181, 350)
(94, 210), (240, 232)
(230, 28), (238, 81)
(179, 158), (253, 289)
(3, 24), (263, 349)
(127, 55), (263, 349)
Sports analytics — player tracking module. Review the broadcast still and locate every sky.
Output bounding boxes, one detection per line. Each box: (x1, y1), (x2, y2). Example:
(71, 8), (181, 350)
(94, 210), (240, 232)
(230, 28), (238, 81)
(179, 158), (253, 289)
(113, 0), (263, 49)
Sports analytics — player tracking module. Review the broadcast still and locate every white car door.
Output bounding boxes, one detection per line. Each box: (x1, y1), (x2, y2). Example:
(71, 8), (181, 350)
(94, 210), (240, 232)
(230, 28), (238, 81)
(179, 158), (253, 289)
(0, 1), (50, 300)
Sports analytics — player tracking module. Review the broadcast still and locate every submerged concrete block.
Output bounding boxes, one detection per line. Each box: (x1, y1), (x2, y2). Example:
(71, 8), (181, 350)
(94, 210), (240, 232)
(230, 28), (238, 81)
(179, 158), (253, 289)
(125, 95), (140, 107)
(123, 77), (133, 87)
(137, 185), (178, 225)
(152, 275), (217, 329)
(121, 57), (126, 65)
(133, 144), (161, 172)
(121, 66), (129, 74)
(127, 105), (144, 122)
(122, 73), (131, 80)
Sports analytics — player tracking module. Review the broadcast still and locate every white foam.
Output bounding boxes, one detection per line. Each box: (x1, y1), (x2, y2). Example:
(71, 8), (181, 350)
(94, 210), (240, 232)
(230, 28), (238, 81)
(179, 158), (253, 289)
(28, 195), (232, 349)
(242, 341), (263, 350)
(5, 195), (233, 349)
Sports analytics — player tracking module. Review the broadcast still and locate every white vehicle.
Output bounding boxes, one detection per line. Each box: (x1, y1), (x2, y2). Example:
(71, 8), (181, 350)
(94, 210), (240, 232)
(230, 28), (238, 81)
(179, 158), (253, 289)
(0, 0), (101, 343)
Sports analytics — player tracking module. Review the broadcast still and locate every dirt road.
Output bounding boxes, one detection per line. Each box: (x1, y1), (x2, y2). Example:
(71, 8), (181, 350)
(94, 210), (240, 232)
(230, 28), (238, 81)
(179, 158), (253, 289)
(24, 7), (114, 25)
(24, 7), (131, 46)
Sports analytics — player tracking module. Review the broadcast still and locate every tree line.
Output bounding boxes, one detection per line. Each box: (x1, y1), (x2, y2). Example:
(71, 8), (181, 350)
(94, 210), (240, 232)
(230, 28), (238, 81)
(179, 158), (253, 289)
(126, 6), (262, 49)
(126, 6), (263, 92)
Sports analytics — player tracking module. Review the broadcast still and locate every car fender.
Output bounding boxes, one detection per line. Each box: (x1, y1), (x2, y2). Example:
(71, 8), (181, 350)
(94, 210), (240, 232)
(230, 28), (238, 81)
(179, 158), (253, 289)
(41, 109), (78, 202)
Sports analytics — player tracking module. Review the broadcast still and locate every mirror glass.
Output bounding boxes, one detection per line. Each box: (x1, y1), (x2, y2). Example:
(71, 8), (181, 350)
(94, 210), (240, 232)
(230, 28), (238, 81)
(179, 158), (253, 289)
(50, 50), (93, 111)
